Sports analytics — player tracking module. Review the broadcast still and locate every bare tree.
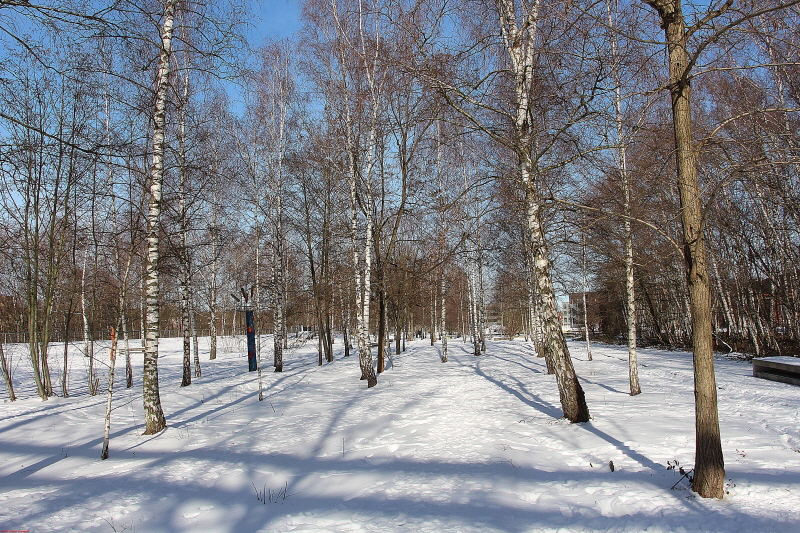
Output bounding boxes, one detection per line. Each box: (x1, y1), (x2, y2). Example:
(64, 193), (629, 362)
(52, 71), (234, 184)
(606, 0), (640, 394)
(0, 339), (14, 401)
(142, 0), (178, 434)
(101, 326), (119, 460)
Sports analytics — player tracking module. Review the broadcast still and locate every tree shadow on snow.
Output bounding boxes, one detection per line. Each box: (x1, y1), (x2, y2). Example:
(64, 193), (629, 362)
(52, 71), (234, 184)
(3, 443), (797, 533)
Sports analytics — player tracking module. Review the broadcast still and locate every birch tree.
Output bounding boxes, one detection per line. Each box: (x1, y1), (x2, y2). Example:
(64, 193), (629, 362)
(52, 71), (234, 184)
(0, 340), (14, 401)
(142, 0), (177, 434)
(605, 0), (640, 394)
(414, 0), (594, 420)
(256, 42), (294, 374)
(500, 0), (589, 422)
(307, 0), (388, 387)
(177, 48), (193, 388)
(101, 326), (118, 460)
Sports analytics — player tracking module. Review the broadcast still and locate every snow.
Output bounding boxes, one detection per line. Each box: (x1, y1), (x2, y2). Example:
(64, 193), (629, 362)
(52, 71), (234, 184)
(757, 356), (800, 368)
(1, 336), (799, 533)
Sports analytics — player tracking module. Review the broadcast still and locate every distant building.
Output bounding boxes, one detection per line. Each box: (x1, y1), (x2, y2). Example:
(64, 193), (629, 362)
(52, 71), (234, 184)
(564, 292), (613, 334)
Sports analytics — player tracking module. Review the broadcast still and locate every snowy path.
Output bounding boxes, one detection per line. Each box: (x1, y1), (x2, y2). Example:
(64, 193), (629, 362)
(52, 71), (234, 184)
(1, 337), (798, 532)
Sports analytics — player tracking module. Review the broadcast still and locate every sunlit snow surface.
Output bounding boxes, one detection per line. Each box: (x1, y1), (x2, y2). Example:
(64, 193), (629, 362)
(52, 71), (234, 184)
(1, 336), (798, 532)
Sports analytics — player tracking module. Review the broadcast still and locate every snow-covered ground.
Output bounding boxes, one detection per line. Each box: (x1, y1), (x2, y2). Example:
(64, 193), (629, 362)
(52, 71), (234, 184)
(1, 335), (798, 533)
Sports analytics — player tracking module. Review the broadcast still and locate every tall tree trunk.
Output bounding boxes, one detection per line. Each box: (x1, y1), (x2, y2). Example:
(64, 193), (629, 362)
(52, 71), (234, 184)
(358, 212), (377, 387)
(494, 0), (589, 423)
(325, 314), (333, 362)
(377, 279), (387, 373)
(476, 241), (487, 352)
(62, 305), (72, 397)
(122, 307), (132, 388)
(273, 242), (284, 372)
(272, 189), (285, 373)
(607, 0), (639, 397)
(179, 64), (191, 388)
(24, 171), (46, 400)
(40, 311), (53, 397)
(28, 296), (48, 400)
(643, 0), (724, 498)
(0, 340), (15, 401)
(440, 269), (448, 362)
(101, 327), (118, 460)
(140, 269), (146, 347)
(430, 288), (437, 346)
(468, 254), (480, 356)
(82, 248), (97, 396)
(209, 289), (218, 360)
(625, 216), (640, 394)
(339, 283), (350, 358)
(582, 231), (592, 361)
(180, 219), (191, 387)
(526, 186), (589, 422)
(191, 295), (200, 377)
(255, 219), (264, 401)
(209, 172), (219, 360)
(396, 314), (402, 355)
(621, 138), (640, 394)
(142, 0), (177, 434)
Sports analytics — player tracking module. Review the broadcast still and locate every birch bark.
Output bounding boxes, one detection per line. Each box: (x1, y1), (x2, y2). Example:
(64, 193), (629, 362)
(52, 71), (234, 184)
(606, 0), (638, 394)
(101, 327), (118, 460)
(440, 270), (447, 362)
(142, 0), (177, 434)
(0, 341), (14, 401)
(582, 231), (592, 361)
(82, 248), (97, 395)
(495, 0), (589, 422)
(179, 88), (191, 388)
(209, 168), (219, 360)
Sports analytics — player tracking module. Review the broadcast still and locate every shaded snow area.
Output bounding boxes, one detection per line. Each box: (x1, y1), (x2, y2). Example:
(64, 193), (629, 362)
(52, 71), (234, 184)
(1, 337), (799, 533)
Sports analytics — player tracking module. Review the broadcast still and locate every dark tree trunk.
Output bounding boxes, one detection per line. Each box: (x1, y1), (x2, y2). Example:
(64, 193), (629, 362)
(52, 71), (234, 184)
(643, 0), (725, 499)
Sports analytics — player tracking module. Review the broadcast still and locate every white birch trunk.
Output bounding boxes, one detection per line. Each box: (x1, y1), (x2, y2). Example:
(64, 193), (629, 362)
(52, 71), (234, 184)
(81, 248), (97, 395)
(179, 144), (191, 387)
(191, 295), (200, 377)
(0, 340), (15, 401)
(179, 56), (191, 388)
(256, 220), (264, 400)
(269, 63), (288, 372)
(607, 0), (639, 394)
(358, 210), (377, 387)
(582, 231), (592, 361)
(430, 289), (437, 345)
(440, 271), (448, 362)
(477, 244), (487, 352)
(497, 0), (589, 422)
(339, 282), (351, 357)
(140, 271), (145, 347)
(332, 0), (382, 388)
(273, 188), (284, 373)
(209, 170), (218, 360)
(143, 0), (177, 434)
(101, 327), (118, 460)
(468, 253), (480, 356)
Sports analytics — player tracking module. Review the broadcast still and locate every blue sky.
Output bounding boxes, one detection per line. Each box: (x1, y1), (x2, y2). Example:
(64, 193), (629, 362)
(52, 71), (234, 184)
(248, 0), (302, 43)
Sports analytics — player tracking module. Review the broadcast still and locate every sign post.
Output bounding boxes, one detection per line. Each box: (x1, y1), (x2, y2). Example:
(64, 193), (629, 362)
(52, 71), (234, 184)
(246, 309), (257, 371)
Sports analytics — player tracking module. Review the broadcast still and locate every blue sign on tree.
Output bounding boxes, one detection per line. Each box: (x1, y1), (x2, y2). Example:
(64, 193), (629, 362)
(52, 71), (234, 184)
(246, 310), (257, 371)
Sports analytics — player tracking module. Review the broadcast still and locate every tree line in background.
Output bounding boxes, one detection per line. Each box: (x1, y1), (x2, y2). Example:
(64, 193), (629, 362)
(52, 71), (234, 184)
(1, 0), (798, 499)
